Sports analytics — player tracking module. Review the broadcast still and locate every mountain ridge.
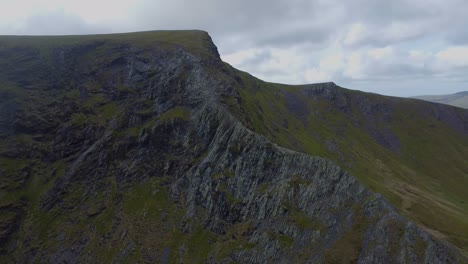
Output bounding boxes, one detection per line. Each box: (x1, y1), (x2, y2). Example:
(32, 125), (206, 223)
(223, 65), (468, 253)
(413, 91), (468, 109)
(0, 30), (466, 263)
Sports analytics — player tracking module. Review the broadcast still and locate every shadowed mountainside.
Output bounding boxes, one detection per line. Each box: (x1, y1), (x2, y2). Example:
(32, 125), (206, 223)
(0, 30), (466, 263)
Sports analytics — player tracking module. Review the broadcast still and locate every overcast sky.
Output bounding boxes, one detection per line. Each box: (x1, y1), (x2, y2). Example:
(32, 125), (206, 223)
(1, 0), (467, 96)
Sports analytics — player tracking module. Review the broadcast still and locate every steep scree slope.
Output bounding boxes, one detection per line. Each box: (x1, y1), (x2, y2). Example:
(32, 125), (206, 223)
(0, 31), (463, 263)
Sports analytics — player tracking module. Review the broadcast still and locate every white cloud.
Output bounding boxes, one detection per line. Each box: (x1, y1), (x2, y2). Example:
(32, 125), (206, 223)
(259, 48), (303, 73)
(222, 47), (307, 84)
(319, 53), (344, 72)
(343, 51), (364, 79)
(368, 47), (393, 60)
(435, 46), (468, 66)
(344, 23), (366, 45)
(409, 50), (432, 60)
(222, 42), (468, 89)
(222, 49), (259, 66)
(304, 68), (330, 83)
(383, 21), (426, 42)
(1, 0), (468, 95)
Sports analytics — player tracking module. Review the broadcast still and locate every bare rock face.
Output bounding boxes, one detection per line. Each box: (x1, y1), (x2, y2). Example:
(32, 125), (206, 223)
(0, 31), (462, 263)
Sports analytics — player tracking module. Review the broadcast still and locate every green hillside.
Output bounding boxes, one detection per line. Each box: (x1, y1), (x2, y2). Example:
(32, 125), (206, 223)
(222, 66), (468, 255)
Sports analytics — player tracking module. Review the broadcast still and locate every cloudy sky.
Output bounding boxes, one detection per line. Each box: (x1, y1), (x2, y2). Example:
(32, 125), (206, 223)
(1, 0), (467, 96)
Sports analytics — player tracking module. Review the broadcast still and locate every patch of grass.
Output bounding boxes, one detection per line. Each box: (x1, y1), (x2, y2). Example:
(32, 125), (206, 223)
(386, 219), (405, 257)
(288, 174), (311, 188)
(211, 172), (223, 181)
(94, 207), (115, 235)
(186, 225), (217, 262)
(229, 145), (240, 155)
(158, 106), (190, 122)
(266, 231), (294, 249)
(82, 94), (106, 108)
(99, 102), (119, 119)
(70, 113), (87, 126)
(223, 168), (235, 178)
(290, 209), (325, 231)
(225, 191), (241, 206)
(411, 235), (428, 262)
(218, 182), (227, 192)
(122, 177), (168, 218)
(257, 182), (269, 195)
(0, 157), (29, 174)
(214, 221), (256, 260)
(69, 112), (103, 126)
(277, 234), (294, 248)
(323, 207), (372, 263)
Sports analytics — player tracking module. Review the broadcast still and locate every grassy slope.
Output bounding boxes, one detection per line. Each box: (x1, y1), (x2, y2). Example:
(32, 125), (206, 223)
(0, 30), (216, 59)
(223, 66), (468, 255)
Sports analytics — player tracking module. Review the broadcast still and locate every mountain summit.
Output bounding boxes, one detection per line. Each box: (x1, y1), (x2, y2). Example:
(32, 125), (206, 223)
(0, 31), (466, 263)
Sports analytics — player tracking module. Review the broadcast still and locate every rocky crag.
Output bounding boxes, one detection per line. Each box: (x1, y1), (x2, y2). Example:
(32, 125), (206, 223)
(0, 31), (464, 263)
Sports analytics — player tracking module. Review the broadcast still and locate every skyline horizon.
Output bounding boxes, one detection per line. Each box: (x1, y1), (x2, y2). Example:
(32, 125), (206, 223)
(1, 0), (467, 97)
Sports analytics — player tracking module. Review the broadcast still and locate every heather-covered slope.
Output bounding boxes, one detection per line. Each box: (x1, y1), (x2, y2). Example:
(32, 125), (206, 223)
(0, 31), (464, 263)
(414, 91), (468, 109)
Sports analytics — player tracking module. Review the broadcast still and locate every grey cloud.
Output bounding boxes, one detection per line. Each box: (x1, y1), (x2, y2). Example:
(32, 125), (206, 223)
(7, 9), (108, 35)
(341, 0), (438, 24)
(339, 78), (465, 97)
(448, 33), (468, 45)
(124, 0), (468, 52)
(435, 65), (468, 82)
(238, 50), (272, 68)
(340, 0), (468, 47)
(255, 26), (331, 48)
(364, 63), (436, 80)
(1, 0), (467, 95)
(3, 0), (466, 49)
(128, 0), (333, 52)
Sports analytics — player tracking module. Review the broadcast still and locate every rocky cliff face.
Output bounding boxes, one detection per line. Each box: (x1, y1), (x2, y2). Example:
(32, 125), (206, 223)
(0, 31), (463, 263)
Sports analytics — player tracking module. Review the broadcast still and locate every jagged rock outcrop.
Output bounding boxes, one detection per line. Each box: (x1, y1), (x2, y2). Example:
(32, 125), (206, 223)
(0, 31), (463, 263)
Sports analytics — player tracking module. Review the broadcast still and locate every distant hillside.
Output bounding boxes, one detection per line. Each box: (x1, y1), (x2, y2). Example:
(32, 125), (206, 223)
(414, 91), (468, 109)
